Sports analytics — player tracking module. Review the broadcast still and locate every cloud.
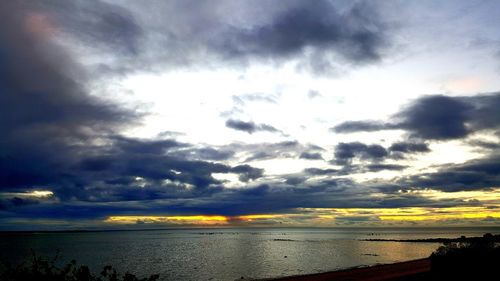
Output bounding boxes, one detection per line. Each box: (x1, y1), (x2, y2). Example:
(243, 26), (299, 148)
(0, 197), (40, 210)
(396, 95), (473, 140)
(400, 154), (500, 192)
(333, 142), (388, 165)
(3, 1), (498, 229)
(304, 168), (339, 176)
(171, 147), (236, 161)
(332, 141), (429, 167)
(388, 142), (430, 153)
(366, 164), (407, 172)
(44, 135), (265, 202)
(0, 1), (136, 190)
(332, 93), (500, 140)
(232, 93), (278, 106)
(468, 140), (500, 150)
(225, 119), (281, 134)
(0, 2), (267, 207)
(214, 1), (388, 66)
(285, 177), (307, 185)
(34, 0), (142, 55)
(244, 152), (275, 162)
(48, 0), (390, 75)
(230, 165), (264, 182)
(332, 121), (392, 133)
(388, 141), (430, 159)
(299, 152), (324, 160)
(236, 141), (322, 162)
(110, 136), (186, 154)
(307, 90), (322, 99)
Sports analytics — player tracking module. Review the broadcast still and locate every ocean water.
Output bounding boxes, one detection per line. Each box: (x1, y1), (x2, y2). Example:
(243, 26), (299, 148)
(1, 227), (498, 281)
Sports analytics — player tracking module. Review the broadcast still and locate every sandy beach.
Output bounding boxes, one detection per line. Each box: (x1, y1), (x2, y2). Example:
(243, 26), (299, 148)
(264, 258), (431, 281)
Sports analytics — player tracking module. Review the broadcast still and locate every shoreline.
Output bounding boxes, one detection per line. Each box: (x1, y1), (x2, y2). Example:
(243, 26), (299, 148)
(360, 233), (500, 243)
(260, 258), (431, 281)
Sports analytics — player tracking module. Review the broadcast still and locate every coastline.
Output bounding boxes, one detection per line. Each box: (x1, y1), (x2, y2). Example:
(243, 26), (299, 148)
(260, 258), (431, 281)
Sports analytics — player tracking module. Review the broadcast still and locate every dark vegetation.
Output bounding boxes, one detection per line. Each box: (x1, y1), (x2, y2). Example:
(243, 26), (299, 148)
(366, 233), (500, 280)
(361, 233), (500, 243)
(0, 251), (159, 281)
(428, 233), (500, 281)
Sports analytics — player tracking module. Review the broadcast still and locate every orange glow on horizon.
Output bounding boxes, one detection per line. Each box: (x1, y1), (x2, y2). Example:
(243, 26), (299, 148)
(105, 215), (228, 225)
(378, 207), (500, 221)
(306, 206), (500, 223)
(236, 214), (285, 221)
(104, 206), (499, 226)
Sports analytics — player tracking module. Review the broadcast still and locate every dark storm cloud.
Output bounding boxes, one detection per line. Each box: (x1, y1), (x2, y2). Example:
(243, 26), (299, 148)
(332, 93), (500, 140)
(299, 152), (324, 160)
(230, 165), (264, 182)
(111, 136), (185, 154)
(396, 95), (473, 140)
(285, 177), (307, 185)
(0, 1), (135, 190)
(105, 139), (261, 184)
(1, 165), (481, 222)
(332, 121), (393, 133)
(308, 144), (326, 151)
(234, 141), (323, 162)
(46, 136), (265, 202)
(388, 141), (430, 160)
(388, 142), (430, 153)
(10, 183), (475, 221)
(33, 0), (142, 55)
(216, 1), (387, 64)
(333, 142), (388, 165)
(332, 141), (429, 167)
(225, 119), (281, 134)
(5, 1), (495, 228)
(366, 164), (407, 172)
(468, 140), (500, 150)
(400, 154), (500, 192)
(48, 0), (390, 75)
(304, 168), (339, 176)
(245, 152), (275, 162)
(0, 1), (265, 207)
(177, 177), (478, 216)
(0, 197), (40, 210)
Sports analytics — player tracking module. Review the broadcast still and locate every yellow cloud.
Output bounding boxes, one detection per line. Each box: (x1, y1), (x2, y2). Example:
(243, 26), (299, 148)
(105, 215), (228, 225)
(104, 205), (500, 226)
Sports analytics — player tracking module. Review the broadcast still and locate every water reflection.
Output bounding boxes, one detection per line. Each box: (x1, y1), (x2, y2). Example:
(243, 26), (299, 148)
(0, 228), (498, 281)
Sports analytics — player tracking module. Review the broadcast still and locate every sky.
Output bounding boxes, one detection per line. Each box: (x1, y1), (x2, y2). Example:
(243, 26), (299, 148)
(1, 0), (500, 230)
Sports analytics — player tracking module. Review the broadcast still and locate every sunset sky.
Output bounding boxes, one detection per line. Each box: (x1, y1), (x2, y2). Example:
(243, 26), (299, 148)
(1, 0), (499, 230)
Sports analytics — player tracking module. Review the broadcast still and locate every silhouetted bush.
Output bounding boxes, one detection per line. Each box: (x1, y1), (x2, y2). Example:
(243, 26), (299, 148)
(430, 233), (500, 281)
(0, 251), (159, 281)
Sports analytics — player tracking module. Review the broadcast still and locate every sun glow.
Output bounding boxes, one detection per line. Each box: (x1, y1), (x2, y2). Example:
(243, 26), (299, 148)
(105, 215), (228, 225)
(104, 205), (500, 227)
(236, 214), (285, 221)
(1, 190), (54, 198)
(306, 206), (500, 223)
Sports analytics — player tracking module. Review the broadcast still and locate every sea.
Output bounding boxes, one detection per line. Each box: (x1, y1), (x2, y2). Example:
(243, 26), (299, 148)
(1, 227), (498, 281)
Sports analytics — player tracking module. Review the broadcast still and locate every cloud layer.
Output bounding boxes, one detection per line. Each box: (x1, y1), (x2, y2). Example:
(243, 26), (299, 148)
(1, 1), (499, 229)
(333, 94), (500, 140)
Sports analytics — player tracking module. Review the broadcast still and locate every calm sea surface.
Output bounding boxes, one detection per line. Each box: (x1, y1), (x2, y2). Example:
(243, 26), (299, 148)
(1, 227), (498, 281)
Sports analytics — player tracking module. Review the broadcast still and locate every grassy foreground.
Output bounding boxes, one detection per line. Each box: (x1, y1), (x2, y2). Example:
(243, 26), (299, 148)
(0, 251), (159, 281)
